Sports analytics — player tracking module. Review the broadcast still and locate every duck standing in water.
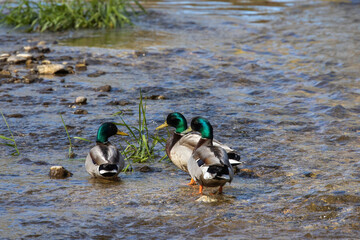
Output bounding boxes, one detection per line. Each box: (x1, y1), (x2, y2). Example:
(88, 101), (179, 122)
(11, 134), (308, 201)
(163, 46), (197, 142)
(85, 122), (128, 179)
(156, 112), (240, 185)
(186, 117), (234, 194)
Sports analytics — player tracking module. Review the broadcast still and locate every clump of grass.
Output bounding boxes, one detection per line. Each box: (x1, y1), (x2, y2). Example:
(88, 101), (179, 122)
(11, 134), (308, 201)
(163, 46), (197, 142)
(0, 112), (20, 156)
(0, 0), (145, 32)
(60, 114), (75, 158)
(114, 91), (167, 163)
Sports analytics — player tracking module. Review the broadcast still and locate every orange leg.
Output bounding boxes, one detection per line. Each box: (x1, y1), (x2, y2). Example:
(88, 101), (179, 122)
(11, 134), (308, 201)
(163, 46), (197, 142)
(218, 186), (223, 194)
(199, 185), (204, 194)
(187, 178), (196, 185)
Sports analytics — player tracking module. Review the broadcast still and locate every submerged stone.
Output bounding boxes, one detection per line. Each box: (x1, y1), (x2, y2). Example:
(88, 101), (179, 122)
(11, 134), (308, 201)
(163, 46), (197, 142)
(88, 70), (106, 77)
(196, 195), (218, 203)
(49, 166), (73, 179)
(75, 63), (87, 71)
(74, 109), (88, 114)
(326, 105), (349, 118)
(96, 85), (112, 92)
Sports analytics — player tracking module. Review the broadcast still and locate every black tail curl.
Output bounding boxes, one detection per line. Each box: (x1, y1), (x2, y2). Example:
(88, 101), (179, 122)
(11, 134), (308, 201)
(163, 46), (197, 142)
(207, 165), (229, 177)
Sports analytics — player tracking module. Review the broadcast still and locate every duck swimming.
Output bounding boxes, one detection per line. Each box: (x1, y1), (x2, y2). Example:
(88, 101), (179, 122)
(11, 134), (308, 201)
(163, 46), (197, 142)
(156, 112), (240, 185)
(85, 122), (128, 179)
(187, 117), (234, 194)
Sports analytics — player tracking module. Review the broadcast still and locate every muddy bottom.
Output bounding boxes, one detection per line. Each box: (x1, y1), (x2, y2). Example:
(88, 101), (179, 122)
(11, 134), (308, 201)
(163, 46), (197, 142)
(0, 0), (359, 239)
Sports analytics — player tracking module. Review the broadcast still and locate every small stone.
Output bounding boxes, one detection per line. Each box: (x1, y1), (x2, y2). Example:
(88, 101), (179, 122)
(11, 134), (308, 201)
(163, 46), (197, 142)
(25, 59), (33, 66)
(88, 70), (106, 78)
(144, 95), (166, 100)
(326, 105), (349, 118)
(7, 55), (27, 64)
(74, 109), (88, 114)
(24, 45), (37, 52)
(49, 166), (73, 179)
(196, 195), (218, 203)
(304, 171), (318, 178)
(37, 41), (47, 46)
(7, 113), (24, 118)
(40, 47), (51, 53)
(75, 96), (87, 104)
(107, 100), (131, 106)
(16, 53), (33, 59)
(75, 63), (87, 71)
(139, 166), (152, 172)
(41, 59), (51, 64)
(96, 85), (112, 92)
(0, 53), (10, 62)
(22, 75), (39, 84)
(237, 168), (260, 178)
(0, 70), (12, 78)
(37, 64), (70, 75)
(243, 63), (261, 71)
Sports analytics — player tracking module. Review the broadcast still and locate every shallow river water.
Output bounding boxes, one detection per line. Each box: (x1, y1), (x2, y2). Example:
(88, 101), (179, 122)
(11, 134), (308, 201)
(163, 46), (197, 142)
(0, 0), (359, 239)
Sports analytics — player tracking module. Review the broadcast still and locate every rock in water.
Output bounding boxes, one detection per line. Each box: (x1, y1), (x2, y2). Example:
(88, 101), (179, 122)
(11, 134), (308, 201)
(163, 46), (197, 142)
(37, 64), (70, 75)
(75, 96), (87, 104)
(49, 166), (73, 179)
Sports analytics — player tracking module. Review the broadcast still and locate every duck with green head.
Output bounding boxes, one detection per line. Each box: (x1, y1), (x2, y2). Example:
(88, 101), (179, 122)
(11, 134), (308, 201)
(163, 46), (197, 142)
(187, 117), (234, 194)
(156, 112), (240, 185)
(85, 122), (128, 179)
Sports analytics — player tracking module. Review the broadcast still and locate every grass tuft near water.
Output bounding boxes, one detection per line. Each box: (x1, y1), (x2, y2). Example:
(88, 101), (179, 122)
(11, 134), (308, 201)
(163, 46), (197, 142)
(0, 112), (20, 156)
(0, 0), (145, 32)
(114, 91), (167, 164)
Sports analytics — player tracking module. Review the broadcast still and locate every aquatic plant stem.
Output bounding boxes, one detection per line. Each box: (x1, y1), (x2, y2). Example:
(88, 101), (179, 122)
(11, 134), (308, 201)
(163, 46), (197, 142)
(60, 114), (74, 158)
(0, 111), (20, 156)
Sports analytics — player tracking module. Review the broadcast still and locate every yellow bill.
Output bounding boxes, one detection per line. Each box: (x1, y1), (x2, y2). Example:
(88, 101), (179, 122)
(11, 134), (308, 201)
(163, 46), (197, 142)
(181, 126), (192, 134)
(117, 130), (128, 136)
(156, 121), (168, 130)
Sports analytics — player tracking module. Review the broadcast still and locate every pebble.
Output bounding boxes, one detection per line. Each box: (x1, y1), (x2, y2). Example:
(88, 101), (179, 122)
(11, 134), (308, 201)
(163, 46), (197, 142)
(144, 95), (166, 100)
(196, 195), (218, 203)
(303, 171), (318, 178)
(88, 70), (106, 78)
(75, 63), (87, 71)
(24, 45), (37, 52)
(0, 69), (12, 77)
(74, 109), (88, 114)
(75, 96), (87, 104)
(107, 100), (131, 106)
(37, 41), (47, 46)
(7, 55), (27, 64)
(49, 166), (73, 179)
(41, 59), (51, 64)
(237, 168), (260, 178)
(37, 64), (70, 75)
(96, 85), (112, 92)
(7, 113), (24, 118)
(0, 53), (10, 62)
(16, 53), (33, 59)
(139, 166), (152, 172)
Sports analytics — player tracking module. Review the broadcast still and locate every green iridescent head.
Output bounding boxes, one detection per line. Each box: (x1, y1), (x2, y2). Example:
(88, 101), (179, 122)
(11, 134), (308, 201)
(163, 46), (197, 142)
(190, 117), (213, 139)
(156, 112), (188, 133)
(96, 122), (127, 143)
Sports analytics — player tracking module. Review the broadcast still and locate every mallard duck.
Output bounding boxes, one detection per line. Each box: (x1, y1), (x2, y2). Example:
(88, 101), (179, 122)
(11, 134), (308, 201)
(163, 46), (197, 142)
(156, 112), (240, 185)
(85, 122), (128, 179)
(187, 117), (234, 194)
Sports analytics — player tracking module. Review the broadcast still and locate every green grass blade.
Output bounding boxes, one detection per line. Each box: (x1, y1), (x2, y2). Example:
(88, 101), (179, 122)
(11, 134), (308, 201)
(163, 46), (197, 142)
(73, 137), (91, 142)
(0, 135), (15, 142)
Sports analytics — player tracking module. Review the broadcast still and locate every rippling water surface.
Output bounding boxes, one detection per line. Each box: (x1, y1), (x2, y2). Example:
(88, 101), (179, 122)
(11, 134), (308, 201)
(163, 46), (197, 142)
(0, 0), (359, 239)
